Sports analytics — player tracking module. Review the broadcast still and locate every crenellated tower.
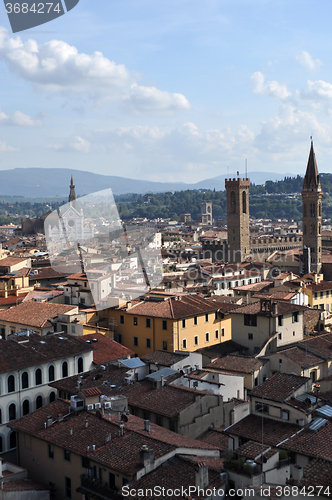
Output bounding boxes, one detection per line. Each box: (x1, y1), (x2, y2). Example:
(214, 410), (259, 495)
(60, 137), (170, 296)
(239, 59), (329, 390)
(225, 177), (250, 263)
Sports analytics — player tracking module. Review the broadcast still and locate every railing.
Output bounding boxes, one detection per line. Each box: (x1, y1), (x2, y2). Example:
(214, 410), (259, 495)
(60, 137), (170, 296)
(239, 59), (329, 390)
(80, 475), (121, 500)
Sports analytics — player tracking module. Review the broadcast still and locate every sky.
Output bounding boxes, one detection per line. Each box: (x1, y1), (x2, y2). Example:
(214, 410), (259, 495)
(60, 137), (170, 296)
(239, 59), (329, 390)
(0, 0), (332, 184)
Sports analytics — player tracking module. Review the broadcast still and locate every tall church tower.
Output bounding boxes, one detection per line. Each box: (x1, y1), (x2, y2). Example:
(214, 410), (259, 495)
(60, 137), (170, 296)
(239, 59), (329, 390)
(68, 175), (77, 208)
(225, 177), (250, 263)
(302, 140), (323, 274)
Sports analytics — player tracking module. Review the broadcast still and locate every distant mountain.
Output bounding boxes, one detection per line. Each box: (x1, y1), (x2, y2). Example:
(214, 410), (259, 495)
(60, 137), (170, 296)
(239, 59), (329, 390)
(0, 168), (294, 198)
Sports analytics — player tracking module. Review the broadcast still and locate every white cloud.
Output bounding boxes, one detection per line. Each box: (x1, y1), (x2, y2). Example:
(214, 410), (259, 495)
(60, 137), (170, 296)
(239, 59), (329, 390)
(296, 51), (323, 71)
(251, 71), (291, 100)
(0, 141), (17, 153)
(121, 84), (190, 113)
(254, 103), (331, 155)
(0, 108), (42, 127)
(0, 27), (190, 114)
(47, 136), (91, 153)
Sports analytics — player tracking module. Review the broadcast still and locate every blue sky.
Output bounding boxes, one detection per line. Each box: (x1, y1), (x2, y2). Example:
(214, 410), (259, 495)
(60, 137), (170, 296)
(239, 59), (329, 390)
(0, 0), (332, 184)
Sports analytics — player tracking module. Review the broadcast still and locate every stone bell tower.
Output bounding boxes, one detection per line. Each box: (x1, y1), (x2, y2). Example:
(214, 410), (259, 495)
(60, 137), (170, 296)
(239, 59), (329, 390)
(225, 177), (250, 263)
(302, 140), (323, 274)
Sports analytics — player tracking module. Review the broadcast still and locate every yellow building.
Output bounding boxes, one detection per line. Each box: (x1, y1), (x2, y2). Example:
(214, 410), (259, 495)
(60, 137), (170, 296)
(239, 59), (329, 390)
(100, 294), (234, 357)
(303, 280), (332, 313)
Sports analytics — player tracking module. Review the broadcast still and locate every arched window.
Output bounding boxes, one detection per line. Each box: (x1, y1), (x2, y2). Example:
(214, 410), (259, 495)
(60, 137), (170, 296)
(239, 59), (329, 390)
(77, 357), (84, 374)
(9, 432), (16, 449)
(0, 436), (3, 452)
(49, 392), (56, 403)
(242, 191), (247, 214)
(21, 372), (29, 389)
(35, 369), (42, 386)
(230, 191), (236, 214)
(22, 399), (30, 416)
(7, 375), (15, 393)
(36, 395), (43, 409)
(319, 204), (322, 217)
(8, 404), (16, 421)
(48, 365), (55, 382)
(62, 361), (68, 378)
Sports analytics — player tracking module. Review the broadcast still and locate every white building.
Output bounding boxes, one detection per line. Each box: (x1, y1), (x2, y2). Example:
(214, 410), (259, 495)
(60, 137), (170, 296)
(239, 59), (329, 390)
(0, 332), (93, 459)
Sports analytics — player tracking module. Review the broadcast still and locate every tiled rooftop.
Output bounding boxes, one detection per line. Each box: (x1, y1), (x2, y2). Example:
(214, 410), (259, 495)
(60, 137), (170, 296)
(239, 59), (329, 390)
(207, 355), (264, 374)
(0, 301), (77, 329)
(120, 294), (222, 319)
(0, 333), (93, 372)
(280, 419), (332, 461)
(249, 373), (310, 403)
(225, 414), (301, 447)
(78, 332), (134, 364)
(276, 346), (324, 368)
(10, 400), (219, 476)
(229, 300), (307, 317)
(141, 350), (188, 366)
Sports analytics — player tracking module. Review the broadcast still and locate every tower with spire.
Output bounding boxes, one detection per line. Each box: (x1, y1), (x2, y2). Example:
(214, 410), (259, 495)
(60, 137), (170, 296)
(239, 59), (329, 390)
(301, 140), (323, 274)
(68, 175), (77, 208)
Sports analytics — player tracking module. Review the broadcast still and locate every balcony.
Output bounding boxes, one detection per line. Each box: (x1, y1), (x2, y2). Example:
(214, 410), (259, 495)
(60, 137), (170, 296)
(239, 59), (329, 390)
(78, 475), (121, 500)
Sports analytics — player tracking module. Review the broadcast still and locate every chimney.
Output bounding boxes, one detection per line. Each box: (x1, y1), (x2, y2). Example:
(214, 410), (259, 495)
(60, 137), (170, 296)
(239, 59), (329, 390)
(85, 419), (88, 429)
(195, 462), (209, 489)
(69, 427), (73, 436)
(47, 416), (53, 427)
(144, 420), (151, 433)
(57, 414), (63, 423)
(140, 445), (154, 466)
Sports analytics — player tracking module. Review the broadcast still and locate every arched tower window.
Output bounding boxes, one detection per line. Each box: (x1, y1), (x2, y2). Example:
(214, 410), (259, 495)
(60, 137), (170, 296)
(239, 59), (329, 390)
(22, 400), (30, 416)
(35, 369), (42, 386)
(7, 375), (15, 393)
(36, 396), (43, 409)
(77, 357), (84, 374)
(230, 191), (236, 214)
(48, 365), (55, 382)
(62, 361), (68, 378)
(8, 404), (16, 421)
(242, 191), (247, 214)
(21, 372), (29, 389)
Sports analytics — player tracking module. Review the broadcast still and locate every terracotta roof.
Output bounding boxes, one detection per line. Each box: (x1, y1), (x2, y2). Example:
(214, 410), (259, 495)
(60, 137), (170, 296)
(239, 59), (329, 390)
(305, 280), (332, 292)
(232, 280), (273, 293)
(0, 293), (28, 306)
(81, 387), (101, 397)
(235, 440), (270, 460)
(141, 350), (188, 366)
(0, 257), (30, 268)
(0, 333), (93, 372)
(225, 414), (301, 447)
(297, 332), (332, 360)
(10, 400), (218, 477)
(290, 457), (332, 489)
(249, 373), (310, 403)
(28, 267), (68, 281)
(1, 479), (50, 492)
(229, 300), (307, 316)
(276, 346), (324, 368)
(0, 301), (76, 329)
(198, 428), (229, 452)
(196, 340), (248, 359)
(207, 355), (264, 374)
(125, 455), (225, 500)
(78, 333), (134, 364)
(120, 295), (221, 320)
(280, 419), (332, 461)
